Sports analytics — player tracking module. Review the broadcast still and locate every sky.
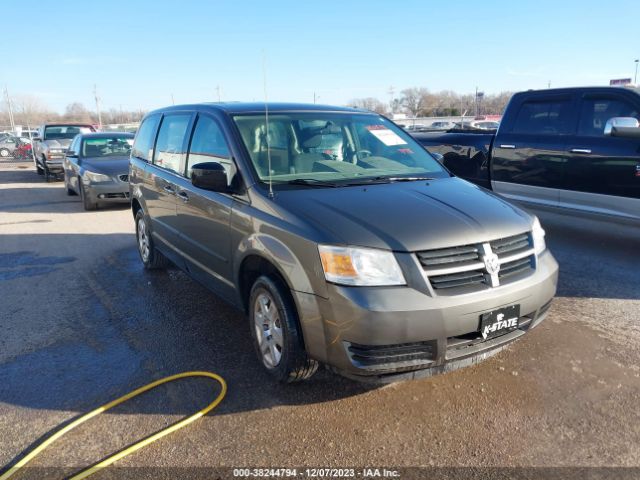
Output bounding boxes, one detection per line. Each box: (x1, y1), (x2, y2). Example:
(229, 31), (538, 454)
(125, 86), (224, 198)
(1, 0), (639, 113)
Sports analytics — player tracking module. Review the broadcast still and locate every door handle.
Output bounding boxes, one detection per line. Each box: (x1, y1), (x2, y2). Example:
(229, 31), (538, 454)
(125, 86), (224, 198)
(499, 144), (516, 149)
(570, 148), (592, 154)
(163, 185), (176, 194)
(177, 191), (189, 203)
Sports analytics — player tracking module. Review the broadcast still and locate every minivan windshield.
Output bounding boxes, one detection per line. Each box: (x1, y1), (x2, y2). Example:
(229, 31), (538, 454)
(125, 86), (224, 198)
(233, 113), (447, 186)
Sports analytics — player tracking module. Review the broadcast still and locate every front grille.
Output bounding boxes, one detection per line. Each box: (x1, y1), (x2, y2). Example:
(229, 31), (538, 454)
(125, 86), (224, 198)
(118, 174), (129, 182)
(346, 341), (436, 369)
(417, 232), (535, 293)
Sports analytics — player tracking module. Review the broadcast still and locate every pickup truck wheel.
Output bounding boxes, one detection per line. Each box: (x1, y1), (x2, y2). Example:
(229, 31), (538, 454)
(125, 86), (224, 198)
(249, 275), (318, 383)
(135, 209), (169, 269)
(42, 159), (51, 182)
(34, 157), (43, 174)
(0, 148), (10, 158)
(79, 183), (97, 210)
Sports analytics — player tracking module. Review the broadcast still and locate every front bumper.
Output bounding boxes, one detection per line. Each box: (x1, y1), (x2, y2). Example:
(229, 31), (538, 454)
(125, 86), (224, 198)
(295, 250), (558, 382)
(84, 181), (130, 203)
(44, 159), (64, 172)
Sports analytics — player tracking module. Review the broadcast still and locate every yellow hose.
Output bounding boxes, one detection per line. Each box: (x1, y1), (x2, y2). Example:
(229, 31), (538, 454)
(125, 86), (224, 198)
(0, 371), (227, 480)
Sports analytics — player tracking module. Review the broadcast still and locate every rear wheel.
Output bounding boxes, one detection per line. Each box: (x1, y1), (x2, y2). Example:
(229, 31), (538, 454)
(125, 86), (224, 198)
(0, 148), (10, 158)
(135, 209), (169, 269)
(249, 275), (318, 383)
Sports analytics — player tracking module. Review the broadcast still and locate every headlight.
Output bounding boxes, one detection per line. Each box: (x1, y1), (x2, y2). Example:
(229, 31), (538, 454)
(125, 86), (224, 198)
(318, 245), (405, 286)
(85, 171), (111, 183)
(532, 216), (546, 255)
(50, 148), (63, 153)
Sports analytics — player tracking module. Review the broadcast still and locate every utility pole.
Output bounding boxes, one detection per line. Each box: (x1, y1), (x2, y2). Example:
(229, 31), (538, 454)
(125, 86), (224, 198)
(548, 80), (551, 89)
(475, 87), (478, 116)
(635, 59), (639, 85)
(215, 85), (221, 102)
(171, 93), (175, 105)
(93, 84), (103, 129)
(3, 85), (16, 133)
(387, 86), (395, 114)
(313, 92), (319, 104)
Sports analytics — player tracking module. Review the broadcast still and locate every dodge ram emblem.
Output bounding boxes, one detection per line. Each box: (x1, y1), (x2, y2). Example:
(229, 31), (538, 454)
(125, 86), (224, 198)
(483, 252), (501, 275)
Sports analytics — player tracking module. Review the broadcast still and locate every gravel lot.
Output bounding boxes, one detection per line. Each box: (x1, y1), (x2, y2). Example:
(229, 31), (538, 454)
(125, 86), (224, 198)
(1, 159), (639, 479)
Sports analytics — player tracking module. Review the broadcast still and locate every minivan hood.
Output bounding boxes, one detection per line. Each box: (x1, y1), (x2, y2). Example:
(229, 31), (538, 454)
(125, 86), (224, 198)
(81, 157), (129, 176)
(273, 177), (533, 252)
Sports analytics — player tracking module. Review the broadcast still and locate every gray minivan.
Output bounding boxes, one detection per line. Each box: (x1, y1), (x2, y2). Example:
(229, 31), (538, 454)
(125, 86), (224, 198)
(129, 103), (558, 383)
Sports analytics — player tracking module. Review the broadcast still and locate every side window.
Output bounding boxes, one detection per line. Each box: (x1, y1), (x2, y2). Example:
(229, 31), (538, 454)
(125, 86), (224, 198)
(186, 115), (232, 178)
(153, 114), (191, 174)
(132, 114), (160, 161)
(512, 99), (573, 135)
(578, 97), (640, 136)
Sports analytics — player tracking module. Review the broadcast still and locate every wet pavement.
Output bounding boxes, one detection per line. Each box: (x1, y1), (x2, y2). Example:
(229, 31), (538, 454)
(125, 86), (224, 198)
(1, 160), (639, 477)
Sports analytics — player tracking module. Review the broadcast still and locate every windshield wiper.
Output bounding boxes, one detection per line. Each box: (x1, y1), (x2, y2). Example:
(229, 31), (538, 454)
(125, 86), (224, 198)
(345, 175), (435, 186)
(283, 178), (340, 187)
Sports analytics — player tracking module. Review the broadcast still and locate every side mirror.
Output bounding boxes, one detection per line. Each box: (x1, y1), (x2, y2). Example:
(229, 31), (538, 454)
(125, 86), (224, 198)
(191, 162), (228, 192)
(66, 150), (77, 157)
(604, 117), (640, 136)
(32, 136), (41, 142)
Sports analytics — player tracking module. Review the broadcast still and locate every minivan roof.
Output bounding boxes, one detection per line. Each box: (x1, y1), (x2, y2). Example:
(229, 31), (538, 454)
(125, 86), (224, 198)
(516, 86), (640, 97)
(146, 102), (370, 116)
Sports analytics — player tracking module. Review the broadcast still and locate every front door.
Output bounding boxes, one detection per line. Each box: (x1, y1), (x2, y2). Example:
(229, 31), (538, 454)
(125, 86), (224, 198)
(563, 92), (640, 220)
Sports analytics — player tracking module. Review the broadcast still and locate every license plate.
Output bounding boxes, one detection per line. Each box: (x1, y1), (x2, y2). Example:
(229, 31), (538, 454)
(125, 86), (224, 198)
(479, 305), (520, 340)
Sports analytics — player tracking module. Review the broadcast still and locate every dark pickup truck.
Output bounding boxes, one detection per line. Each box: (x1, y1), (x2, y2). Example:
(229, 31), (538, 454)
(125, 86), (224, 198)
(413, 87), (640, 224)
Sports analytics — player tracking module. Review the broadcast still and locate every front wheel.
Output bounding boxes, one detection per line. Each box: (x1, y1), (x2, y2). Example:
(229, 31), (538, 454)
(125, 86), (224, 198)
(249, 275), (318, 383)
(79, 183), (97, 210)
(135, 209), (169, 269)
(0, 148), (10, 158)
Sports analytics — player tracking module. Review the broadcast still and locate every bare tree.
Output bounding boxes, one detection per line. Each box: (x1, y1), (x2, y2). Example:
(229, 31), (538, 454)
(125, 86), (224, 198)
(63, 102), (94, 123)
(347, 97), (388, 114)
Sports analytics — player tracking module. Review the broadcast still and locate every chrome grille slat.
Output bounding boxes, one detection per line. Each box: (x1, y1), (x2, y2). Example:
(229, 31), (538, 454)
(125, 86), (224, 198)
(418, 232), (536, 293)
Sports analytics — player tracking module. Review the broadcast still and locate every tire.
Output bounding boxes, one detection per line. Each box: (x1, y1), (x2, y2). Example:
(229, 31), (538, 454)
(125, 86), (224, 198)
(79, 182), (97, 210)
(42, 158), (51, 182)
(249, 275), (318, 383)
(64, 174), (77, 196)
(35, 157), (44, 175)
(0, 148), (10, 158)
(135, 209), (169, 269)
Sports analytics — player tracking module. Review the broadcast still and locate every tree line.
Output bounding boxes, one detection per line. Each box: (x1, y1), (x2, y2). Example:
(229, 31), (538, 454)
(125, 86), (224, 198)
(0, 95), (145, 128)
(348, 88), (514, 117)
(1, 88), (515, 128)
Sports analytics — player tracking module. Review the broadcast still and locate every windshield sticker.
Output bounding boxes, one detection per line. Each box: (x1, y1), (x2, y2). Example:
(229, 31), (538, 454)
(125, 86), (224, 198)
(366, 125), (407, 146)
